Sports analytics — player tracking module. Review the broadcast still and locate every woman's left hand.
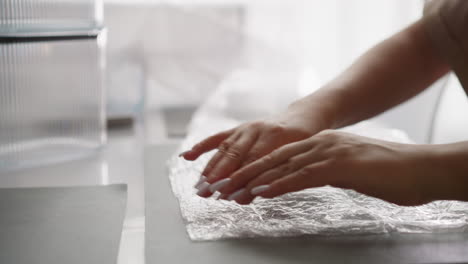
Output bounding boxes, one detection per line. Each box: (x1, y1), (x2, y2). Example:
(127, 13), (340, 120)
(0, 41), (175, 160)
(217, 130), (441, 206)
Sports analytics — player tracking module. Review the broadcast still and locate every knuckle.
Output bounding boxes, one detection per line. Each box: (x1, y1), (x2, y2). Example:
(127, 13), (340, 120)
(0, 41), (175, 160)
(279, 164), (292, 173)
(249, 121), (264, 130)
(224, 148), (242, 160)
(326, 142), (354, 159)
(304, 137), (317, 148)
(318, 129), (346, 142)
(268, 124), (286, 135)
(318, 129), (334, 136)
(298, 166), (316, 176)
(261, 154), (275, 164)
(287, 156), (301, 165)
(321, 130), (337, 139)
(218, 141), (232, 152)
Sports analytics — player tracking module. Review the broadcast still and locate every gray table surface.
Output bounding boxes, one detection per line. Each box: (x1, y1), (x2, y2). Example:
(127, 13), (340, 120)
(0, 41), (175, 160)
(0, 184), (127, 264)
(145, 143), (468, 264)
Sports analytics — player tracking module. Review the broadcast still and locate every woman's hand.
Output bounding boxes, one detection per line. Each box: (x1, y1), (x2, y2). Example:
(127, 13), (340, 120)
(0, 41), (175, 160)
(215, 130), (442, 206)
(179, 19), (457, 204)
(180, 109), (332, 198)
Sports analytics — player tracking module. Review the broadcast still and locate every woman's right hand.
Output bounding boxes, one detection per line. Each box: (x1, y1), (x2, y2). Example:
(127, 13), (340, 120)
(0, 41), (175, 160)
(180, 108), (332, 199)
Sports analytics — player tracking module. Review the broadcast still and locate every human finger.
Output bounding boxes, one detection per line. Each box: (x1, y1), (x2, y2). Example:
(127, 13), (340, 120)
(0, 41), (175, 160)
(195, 180), (214, 198)
(200, 132), (242, 178)
(194, 133), (242, 198)
(194, 133), (240, 198)
(205, 129), (259, 185)
(181, 129), (235, 161)
(253, 161), (333, 198)
(218, 139), (315, 195)
(238, 132), (276, 166)
(223, 144), (324, 205)
(228, 158), (324, 205)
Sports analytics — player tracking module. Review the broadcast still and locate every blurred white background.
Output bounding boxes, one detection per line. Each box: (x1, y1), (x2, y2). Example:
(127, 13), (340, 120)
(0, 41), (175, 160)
(103, 0), (468, 143)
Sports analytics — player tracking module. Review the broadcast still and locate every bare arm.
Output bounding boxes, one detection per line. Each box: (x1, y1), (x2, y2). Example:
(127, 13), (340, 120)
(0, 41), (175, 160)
(289, 19), (451, 131)
(184, 19), (455, 203)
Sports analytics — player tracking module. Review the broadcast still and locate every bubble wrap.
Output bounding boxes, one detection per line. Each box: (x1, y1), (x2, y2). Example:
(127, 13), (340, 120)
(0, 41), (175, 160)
(168, 122), (468, 241)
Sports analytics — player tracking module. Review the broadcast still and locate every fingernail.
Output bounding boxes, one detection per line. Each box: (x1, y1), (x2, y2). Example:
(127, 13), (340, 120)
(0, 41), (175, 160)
(209, 178), (231, 193)
(178, 151), (190, 157)
(194, 176), (207, 189)
(228, 188), (247, 201)
(196, 182), (211, 196)
(251, 185), (270, 196)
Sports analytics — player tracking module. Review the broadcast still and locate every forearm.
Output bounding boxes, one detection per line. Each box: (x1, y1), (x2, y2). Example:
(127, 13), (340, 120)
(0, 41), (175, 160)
(288, 19), (450, 130)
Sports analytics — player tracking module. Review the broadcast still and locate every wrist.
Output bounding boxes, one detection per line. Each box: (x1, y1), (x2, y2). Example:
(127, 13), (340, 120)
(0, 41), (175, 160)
(285, 89), (343, 133)
(281, 103), (332, 136)
(417, 143), (468, 202)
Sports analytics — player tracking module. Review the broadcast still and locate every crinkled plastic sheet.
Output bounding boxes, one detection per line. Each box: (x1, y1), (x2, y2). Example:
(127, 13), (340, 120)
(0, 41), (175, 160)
(169, 124), (468, 241)
(168, 93), (468, 241)
(169, 111), (468, 241)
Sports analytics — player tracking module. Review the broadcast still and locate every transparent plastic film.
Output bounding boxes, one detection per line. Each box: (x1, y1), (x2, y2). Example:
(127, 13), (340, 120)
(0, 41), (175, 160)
(169, 119), (468, 241)
(125, 1), (308, 109)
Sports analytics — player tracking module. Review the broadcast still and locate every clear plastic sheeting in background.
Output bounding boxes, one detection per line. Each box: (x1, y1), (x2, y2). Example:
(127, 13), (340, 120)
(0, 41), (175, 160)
(167, 76), (468, 241)
(120, 2), (304, 110)
(105, 3), (247, 116)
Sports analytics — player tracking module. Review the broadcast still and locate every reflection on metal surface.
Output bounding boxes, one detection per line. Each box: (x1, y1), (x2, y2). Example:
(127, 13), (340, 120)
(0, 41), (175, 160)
(101, 162), (109, 185)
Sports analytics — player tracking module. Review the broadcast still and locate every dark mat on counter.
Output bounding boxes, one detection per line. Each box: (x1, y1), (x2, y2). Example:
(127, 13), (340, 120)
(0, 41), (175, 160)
(0, 184), (127, 264)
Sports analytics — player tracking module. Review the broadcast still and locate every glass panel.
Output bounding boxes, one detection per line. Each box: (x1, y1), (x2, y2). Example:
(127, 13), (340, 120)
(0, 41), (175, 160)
(0, 36), (106, 171)
(0, 0), (103, 32)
